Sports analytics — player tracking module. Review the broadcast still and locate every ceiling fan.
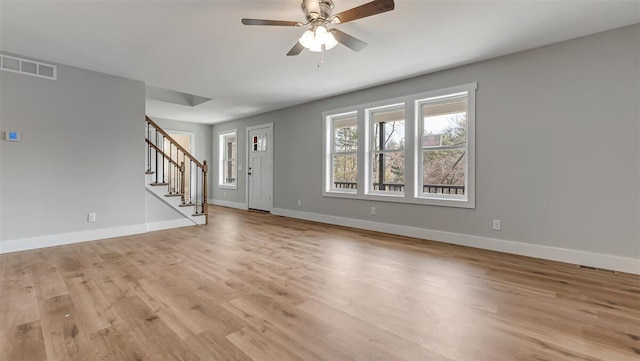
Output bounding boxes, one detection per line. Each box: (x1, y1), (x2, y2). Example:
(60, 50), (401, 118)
(241, 0), (395, 56)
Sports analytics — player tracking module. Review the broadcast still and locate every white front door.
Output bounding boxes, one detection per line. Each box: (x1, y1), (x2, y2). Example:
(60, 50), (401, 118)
(247, 125), (273, 211)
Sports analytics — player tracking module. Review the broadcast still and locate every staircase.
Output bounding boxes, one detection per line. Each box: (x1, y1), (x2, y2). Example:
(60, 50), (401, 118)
(145, 116), (208, 225)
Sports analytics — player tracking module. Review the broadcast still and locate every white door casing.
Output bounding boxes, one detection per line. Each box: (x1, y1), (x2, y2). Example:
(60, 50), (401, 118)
(246, 124), (273, 211)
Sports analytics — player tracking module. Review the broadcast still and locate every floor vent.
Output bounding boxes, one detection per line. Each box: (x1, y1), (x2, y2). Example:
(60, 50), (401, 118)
(579, 265), (616, 274)
(1, 54), (57, 80)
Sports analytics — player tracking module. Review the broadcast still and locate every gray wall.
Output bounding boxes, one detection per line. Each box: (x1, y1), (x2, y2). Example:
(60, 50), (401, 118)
(145, 190), (185, 223)
(212, 25), (640, 259)
(150, 117), (213, 196)
(0, 53), (146, 241)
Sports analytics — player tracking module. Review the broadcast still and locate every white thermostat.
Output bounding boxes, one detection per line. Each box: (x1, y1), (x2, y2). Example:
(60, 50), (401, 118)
(4, 131), (21, 141)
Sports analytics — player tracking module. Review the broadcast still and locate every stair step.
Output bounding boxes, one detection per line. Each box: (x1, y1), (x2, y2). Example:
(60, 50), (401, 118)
(150, 182), (169, 186)
(164, 193), (183, 198)
(145, 171), (155, 175)
(179, 203), (195, 207)
(192, 213), (207, 217)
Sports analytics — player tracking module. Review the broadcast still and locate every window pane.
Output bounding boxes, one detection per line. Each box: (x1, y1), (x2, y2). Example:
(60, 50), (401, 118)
(422, 97), (467, 147)
(334, 115), (357, 153)
(333, 154), (357, 190)
(422, 150), (466, 194)
(372, 152), (405, 192)
(372, 107), (405, 151)
(224, 160), (237, 184)
(219, 132), (237, 187)
(224, 136), (237, 160)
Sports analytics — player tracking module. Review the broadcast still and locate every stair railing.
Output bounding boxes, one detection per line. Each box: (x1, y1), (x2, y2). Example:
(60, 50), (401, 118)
(145, 116), (208, 223)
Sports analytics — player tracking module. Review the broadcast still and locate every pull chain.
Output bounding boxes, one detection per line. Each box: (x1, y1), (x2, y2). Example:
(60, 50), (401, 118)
(317, 45), (325, 68)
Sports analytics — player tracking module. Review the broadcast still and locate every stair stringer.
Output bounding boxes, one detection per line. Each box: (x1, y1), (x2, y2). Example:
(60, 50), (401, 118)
(145, 173), (206, 226)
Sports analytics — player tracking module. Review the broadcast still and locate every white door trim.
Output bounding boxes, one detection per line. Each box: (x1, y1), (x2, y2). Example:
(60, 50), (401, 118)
(165, 129), (196, 156)
(245, 123), (274, 211)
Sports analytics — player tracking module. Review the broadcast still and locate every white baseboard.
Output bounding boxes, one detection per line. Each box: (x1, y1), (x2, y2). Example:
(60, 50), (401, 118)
(0, 224), (147, 254)
(146, 218), (194, 232)
(272, 208), (640, 275)
(0, 218), (201, 254)
(208, 199), (248, 210)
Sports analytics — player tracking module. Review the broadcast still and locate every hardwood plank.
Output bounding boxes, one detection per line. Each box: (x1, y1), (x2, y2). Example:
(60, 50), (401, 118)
(108, 295), (203, 361)
(38, 293), (113, 361)
(223, 294), (353, 361)
(226, 327), (303, 361)
(63, 273), (117, 334)
(32, 261), (68, 300)
(0, 258), (40, 330)
(185, 329), (253, 361)
(0, 320), (47, 361)
(297, 298), (454, 361)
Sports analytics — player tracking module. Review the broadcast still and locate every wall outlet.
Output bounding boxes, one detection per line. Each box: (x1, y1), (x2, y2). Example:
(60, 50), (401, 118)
(297, 200), (302, 207)
(223, 191), (227, 198)
(88, 213), (96, 222)
(493, 219), (501, 231)
(370, 207), (376, 215)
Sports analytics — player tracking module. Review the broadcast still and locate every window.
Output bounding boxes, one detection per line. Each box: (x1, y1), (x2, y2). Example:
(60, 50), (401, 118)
(367, 105), (405, 194)
(418, 93), (468, 200)
(327, 112), (358, 193)
(251, 134), (267, 152)
(219, 130), (237, 189)
(322, 83), (476, 208)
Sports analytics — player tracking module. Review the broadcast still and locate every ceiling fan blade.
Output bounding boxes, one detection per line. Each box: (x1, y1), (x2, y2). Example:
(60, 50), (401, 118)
(303, 0), (322, 17)
(242, 18), (300, 26)
(287, 42), (305, 56)
(331, 29), (368, 52)
(331, 0), (395, 24)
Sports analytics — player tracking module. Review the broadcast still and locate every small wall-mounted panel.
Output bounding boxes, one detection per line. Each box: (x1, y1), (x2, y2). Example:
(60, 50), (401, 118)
(4, 131), (21, 141)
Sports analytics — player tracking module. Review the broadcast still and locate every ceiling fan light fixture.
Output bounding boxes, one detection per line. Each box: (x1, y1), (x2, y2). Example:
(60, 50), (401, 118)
(315, 25), (329, 43)
(309, 43), (323, 52)
(243, 0), (395, 56)
(299, 29), (315, 49)
(325, 32), (338, 50)
(299, 25), (338, 52)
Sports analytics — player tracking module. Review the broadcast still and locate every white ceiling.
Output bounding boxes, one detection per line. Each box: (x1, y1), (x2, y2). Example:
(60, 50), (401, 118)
(1, 0), (638, 124)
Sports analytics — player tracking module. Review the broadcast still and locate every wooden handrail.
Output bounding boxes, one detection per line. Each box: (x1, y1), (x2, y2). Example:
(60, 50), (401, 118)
(146, 116), (204, 169)
(145, 139), (181, 168)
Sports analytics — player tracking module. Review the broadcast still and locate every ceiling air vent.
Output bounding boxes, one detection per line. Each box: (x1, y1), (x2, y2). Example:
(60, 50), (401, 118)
(1, 55), (57, 80)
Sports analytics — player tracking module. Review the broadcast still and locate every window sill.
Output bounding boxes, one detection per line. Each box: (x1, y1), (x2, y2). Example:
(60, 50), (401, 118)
(323, 191), (474, 209)
(218, 184), (238, 190)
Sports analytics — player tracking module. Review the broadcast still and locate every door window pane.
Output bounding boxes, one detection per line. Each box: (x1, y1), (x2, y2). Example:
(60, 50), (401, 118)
(252, 134), (267, 152)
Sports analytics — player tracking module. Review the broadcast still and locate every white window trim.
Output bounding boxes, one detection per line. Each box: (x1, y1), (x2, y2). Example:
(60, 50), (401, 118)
(218, 129), (238, 190)
(322, 82), (477, 209)
(325, 111), (359, 194)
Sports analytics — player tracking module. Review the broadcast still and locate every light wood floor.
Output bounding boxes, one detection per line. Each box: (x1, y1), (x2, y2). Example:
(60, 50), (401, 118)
(1, 206), (639, 361)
